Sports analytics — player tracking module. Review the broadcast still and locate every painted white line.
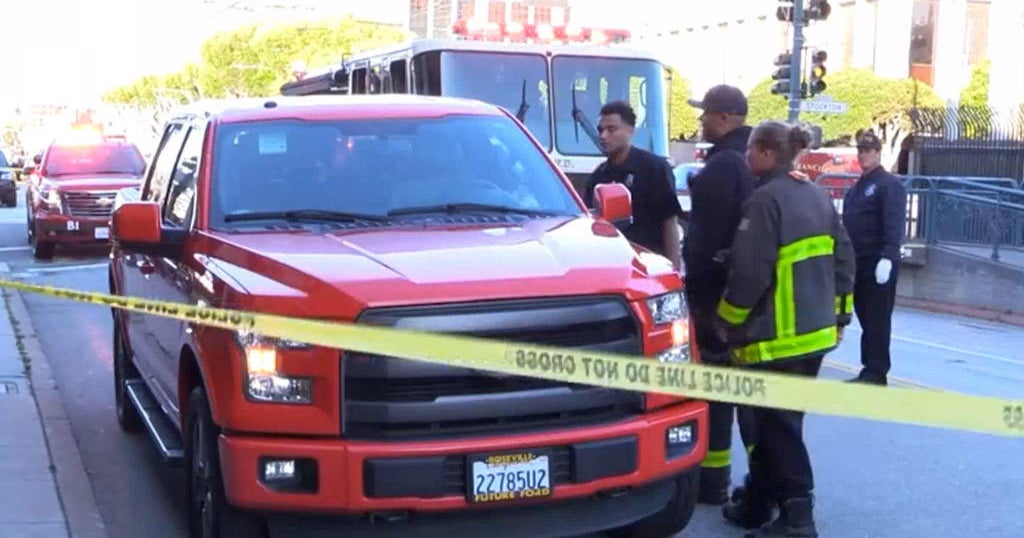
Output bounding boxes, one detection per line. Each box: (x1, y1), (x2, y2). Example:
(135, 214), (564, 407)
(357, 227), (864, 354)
(0, 246), (31, 252)
(846, 326), (1024, 366)
(26, 262), (108, 274)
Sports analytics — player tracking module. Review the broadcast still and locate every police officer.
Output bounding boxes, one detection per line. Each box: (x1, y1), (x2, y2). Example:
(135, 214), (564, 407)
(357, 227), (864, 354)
(716, 121), (855, 537)
(684, 84), (758, 504)
(584, 100), (682, 267)
(842, 130), (907, 386)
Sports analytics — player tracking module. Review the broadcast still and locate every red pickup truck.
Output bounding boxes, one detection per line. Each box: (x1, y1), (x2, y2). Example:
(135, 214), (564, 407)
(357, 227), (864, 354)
(108, 95), (707, 538)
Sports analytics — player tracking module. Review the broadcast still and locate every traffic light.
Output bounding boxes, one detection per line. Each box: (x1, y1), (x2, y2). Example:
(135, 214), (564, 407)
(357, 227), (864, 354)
(771, 52), (794, 96)
(806, 0), (831, 21)
(808, 50), (827, 96)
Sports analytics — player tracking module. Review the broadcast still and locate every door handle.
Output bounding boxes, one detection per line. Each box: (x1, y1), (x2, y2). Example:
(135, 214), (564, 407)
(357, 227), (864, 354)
(136, 259), (156, 275)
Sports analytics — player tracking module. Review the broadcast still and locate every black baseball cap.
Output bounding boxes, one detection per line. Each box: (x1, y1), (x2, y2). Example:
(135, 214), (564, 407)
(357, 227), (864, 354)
(856, 130), (882, 151)
(688, 84), (748, 116)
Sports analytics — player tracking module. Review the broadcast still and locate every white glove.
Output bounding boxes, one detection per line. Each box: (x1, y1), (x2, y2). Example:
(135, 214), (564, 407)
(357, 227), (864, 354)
(875, 258), (892, 284)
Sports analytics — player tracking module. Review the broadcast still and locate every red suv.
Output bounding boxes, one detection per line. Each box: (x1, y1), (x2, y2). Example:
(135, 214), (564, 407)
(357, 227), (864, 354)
(26, 135), (147, 258)
(109, 95), (707, 538)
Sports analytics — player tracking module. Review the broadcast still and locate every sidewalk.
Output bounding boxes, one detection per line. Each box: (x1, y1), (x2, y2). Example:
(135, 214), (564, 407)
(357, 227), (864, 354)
(0, 282), (107, 538)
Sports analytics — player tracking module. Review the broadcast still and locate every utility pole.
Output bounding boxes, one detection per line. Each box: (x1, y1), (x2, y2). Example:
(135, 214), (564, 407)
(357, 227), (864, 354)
(787, 0), (804, 122)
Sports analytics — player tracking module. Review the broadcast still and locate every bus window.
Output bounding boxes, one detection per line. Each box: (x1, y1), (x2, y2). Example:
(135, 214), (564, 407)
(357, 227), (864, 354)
(412, 51), (441, 96)
(551, 56), (668, 158)
(439, 50), (551, 150)
(351, 68), (368, 94)
(390, 59), (408, 93)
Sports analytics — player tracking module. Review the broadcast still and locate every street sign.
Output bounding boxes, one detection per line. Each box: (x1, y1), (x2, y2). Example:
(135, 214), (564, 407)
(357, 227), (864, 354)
(801, 96), (848, 114)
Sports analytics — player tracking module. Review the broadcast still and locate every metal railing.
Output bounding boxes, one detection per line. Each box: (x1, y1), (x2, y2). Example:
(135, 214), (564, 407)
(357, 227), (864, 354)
(816, 173), (1024, 262)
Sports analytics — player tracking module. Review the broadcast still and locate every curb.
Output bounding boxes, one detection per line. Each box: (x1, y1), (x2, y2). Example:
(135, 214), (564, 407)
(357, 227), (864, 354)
(3, 284), (109, 538)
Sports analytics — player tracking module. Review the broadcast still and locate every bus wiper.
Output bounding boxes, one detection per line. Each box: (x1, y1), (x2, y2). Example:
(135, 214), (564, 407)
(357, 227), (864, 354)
(224, 209), (389, 223)
(570, 84), (601, 149)
(515, 79), (530, 123)
(388, 203), (565, 217)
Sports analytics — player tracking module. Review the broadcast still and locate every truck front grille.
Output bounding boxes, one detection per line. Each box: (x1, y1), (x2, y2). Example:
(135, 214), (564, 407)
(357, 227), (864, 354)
(342, 296), (645, 441)
(61, 191), (119, 218)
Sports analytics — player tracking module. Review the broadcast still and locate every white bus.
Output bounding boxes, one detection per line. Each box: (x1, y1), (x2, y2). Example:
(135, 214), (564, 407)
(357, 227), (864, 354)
(280, 27), (671, 198)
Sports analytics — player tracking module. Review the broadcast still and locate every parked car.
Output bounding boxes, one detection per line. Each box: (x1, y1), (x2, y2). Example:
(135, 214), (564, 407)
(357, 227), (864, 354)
(108, 95), (707, 538)
(26, 134), (147, 258)
(0, 150), (16, 207)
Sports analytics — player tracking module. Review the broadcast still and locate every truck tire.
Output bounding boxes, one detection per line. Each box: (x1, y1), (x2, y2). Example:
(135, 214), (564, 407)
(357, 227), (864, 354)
(113, 323), (143, 432)
(606, 469), (699, 538)
(185, 387), (268, 538)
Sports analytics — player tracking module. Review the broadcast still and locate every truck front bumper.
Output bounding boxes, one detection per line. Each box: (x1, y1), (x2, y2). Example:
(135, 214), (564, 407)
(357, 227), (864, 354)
(218, 399), (707, 520)
(33, 213), (111, 244)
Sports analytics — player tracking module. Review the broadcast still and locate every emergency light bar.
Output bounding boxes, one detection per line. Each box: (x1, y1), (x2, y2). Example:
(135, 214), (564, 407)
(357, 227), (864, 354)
(451, 20), (630, 44)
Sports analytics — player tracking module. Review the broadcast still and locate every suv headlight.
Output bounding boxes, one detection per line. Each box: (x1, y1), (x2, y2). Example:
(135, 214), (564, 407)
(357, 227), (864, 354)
(646, 290), (687, 325)
(234, 330), (313, 404)
(0, 171), (11, 181)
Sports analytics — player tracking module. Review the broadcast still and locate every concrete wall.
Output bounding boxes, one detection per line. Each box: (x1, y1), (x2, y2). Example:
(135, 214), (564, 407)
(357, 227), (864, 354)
(897, 245), (1024, 322)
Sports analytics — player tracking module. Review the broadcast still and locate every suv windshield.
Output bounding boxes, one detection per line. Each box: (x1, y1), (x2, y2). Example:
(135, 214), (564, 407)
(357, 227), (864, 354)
(45, 143), (147, 177)
(441, 51), (551, 150)
(210, 114), (580, 225)
(552, 56), (668, 158)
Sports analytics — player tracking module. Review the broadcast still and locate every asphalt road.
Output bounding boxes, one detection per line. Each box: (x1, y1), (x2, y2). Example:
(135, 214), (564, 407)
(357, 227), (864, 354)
(3, 185), (1023, 538)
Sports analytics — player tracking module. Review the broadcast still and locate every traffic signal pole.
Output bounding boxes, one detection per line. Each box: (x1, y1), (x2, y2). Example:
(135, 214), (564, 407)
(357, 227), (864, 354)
(787, 0), (804, 122)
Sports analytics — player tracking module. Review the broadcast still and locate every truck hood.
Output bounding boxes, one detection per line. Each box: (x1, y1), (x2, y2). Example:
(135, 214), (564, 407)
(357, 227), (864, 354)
(44, 175), (143, 191)
(202, 216), (677, 314)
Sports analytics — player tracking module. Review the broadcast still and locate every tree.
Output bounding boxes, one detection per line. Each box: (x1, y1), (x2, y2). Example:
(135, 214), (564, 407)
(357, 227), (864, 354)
(746, 68), (944, 147)
(959, 58), (990, 108)
(665, 68), (699, 141)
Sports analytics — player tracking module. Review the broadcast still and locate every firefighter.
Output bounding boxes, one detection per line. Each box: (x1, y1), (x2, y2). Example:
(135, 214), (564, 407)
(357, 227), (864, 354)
(683, 84), (758, 504)
(843, 130), (907, 386)
(716, 121), (855, 537)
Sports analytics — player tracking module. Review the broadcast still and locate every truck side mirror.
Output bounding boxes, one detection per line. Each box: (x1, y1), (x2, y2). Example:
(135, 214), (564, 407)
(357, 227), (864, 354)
(593, 183), (632, 228)
(112, 201), (185, 258)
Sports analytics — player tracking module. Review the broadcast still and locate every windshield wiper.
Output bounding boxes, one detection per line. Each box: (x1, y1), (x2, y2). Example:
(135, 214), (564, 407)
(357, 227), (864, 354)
(387, 203), (566, 218)
(224, 209), (388, 223)
(515, 79), (530, 123)
(570, 84), (602, 149)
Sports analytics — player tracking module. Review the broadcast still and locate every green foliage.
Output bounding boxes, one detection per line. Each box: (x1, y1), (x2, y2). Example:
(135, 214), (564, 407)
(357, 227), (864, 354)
(746, 68), (944, 145)
(103, 17), (409, 105)
(666, 68), (699, 140)
(959, 58), (990, 107)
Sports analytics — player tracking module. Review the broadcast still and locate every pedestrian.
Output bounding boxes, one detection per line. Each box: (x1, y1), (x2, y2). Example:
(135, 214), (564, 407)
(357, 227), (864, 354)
(584, 100), (682, 268)
(716, 120), (856, 537)
(843, 129), (907, 386)
(683, 84), (759, 504)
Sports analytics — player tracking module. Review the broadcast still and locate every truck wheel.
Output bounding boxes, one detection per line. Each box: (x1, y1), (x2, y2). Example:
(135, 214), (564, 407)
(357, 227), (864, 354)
(606, 469), (699, 538)
(113, 323), (142, 432)
(186, 387), (268, 538)
(32, 238), (54, 259)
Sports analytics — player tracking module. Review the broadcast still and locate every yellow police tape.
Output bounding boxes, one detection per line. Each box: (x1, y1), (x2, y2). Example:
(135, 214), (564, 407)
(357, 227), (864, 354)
(1, 277), (1022, 439)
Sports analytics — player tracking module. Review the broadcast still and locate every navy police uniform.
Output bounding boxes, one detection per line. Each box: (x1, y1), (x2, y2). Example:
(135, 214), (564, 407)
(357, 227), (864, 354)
(584, 145), (681, 256)
(842, 132), (907, 385)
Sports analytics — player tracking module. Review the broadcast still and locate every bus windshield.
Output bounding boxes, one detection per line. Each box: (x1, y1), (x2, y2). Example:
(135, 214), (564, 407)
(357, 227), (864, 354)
(440, 51), (551, 150)
(551, 56), (668, 158)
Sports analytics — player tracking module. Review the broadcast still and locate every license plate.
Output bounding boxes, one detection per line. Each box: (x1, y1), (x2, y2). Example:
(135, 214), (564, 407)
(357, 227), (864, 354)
(94, 227), (109, 239)
(468, 450), (552, 503)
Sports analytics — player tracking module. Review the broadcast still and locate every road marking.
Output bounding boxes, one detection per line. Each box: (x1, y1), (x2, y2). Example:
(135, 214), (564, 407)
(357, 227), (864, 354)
(0, 246), (31, 252)
(844, 326), (1024, 367)
(823, 360), (935, 390)
(25, 262), (108, 274)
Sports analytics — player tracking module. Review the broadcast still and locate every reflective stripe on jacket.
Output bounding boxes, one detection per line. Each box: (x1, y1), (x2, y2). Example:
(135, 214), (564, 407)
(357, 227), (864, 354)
(716, 170), (856, 365)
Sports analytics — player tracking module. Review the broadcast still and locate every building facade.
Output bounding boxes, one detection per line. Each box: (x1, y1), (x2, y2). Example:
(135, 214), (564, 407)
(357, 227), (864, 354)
(635, 0), (1019, 107)
(408, 0), (570, 39)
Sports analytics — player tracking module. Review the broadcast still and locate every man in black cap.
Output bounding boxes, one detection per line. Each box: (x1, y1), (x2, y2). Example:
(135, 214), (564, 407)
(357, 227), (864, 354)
(585, 100), (683, 268)
(842, 130), (907, 385)
(684, 84), (758, 504)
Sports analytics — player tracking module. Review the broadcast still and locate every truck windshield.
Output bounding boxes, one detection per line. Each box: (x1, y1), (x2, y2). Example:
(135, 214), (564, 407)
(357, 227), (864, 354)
(210, 114), (580, 225)
(44, 143), (147, 177)
(551, 56), (668, 158)
(440, 51), (551, 150)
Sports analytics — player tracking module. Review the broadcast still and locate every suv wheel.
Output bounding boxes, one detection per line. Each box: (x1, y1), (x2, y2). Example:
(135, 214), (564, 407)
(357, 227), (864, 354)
(186, 387), (268, 538)
(113, 323), (143, 432)
(606, 469), (699, 538)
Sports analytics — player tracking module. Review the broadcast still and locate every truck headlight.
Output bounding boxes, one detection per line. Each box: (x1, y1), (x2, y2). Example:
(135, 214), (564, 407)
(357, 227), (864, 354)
(235, 330), (313, 404)
(646, 291), (687, 325)
(40, 188), (62, 211)
(0, 171), (11, 180)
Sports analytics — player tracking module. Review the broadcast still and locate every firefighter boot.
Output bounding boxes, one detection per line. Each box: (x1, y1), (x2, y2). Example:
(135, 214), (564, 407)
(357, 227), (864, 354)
(747, 497), (819, 538)
(723, 473), (773, 529)
(698, 465), (730, 504)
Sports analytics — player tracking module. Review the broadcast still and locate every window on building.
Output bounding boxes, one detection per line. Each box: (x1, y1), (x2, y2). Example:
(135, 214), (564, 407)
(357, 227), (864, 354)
(534, 6), (550, 24)
(488, 1), (506, 23)
(511, 3), (529, 23)
(458, 0), (475, 20)
(909, 0), (938, 85)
